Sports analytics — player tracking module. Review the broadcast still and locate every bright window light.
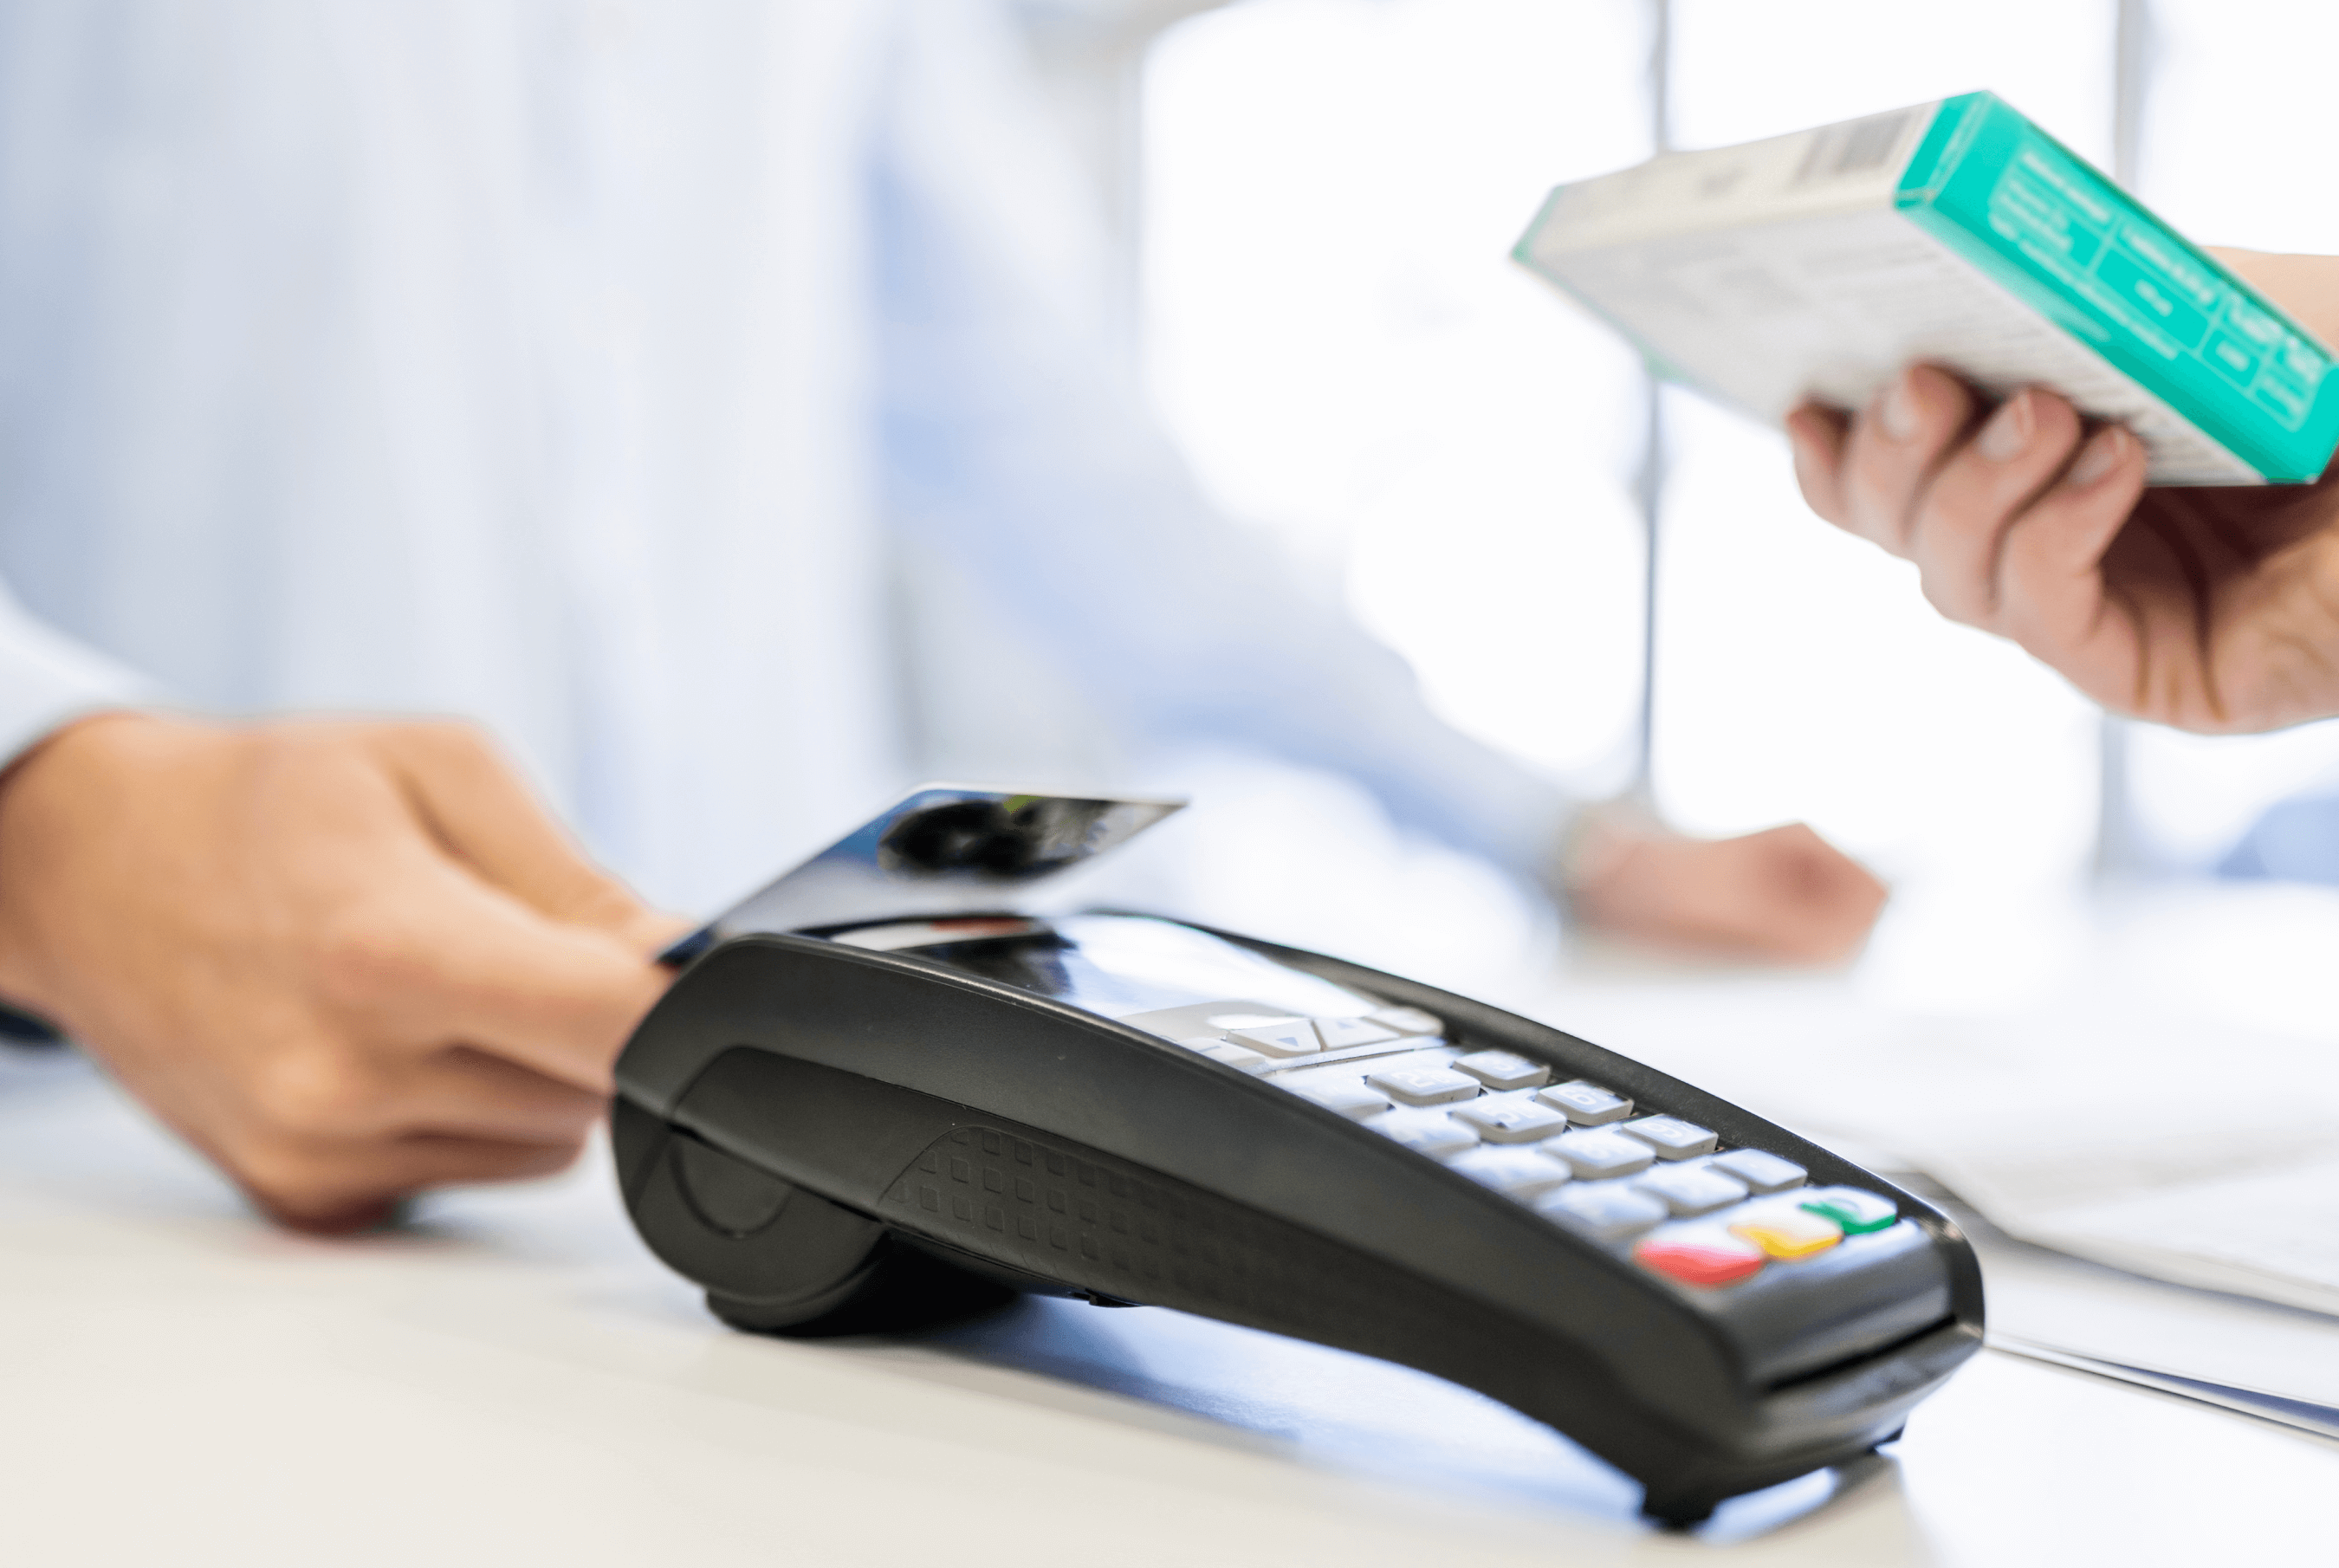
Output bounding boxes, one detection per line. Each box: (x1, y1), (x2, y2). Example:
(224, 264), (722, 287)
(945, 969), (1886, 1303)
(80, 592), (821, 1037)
(1144, 0), (1652, 789)
(2121, 0), (2339, 868)
(1653, 0), (2116, 910)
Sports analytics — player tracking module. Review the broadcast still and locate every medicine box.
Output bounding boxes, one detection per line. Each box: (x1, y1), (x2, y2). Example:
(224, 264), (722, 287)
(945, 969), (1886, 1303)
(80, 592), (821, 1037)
(1513, 93), (2339, 485)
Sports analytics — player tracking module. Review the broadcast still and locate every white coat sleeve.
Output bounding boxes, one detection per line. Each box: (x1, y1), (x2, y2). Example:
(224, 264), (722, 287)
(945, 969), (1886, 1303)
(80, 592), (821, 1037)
(871, 2), (1574, 877)
(0, 577), (152, 769)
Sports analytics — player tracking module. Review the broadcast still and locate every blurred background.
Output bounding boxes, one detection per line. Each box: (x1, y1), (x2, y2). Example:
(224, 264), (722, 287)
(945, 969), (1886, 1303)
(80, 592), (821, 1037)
(917, 0), (2339, 1001)
(26, 1), (2321, 1005)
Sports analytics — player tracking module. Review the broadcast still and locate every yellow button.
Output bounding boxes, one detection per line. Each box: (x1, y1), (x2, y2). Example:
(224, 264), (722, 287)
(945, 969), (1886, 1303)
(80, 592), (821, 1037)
(1728, 1202), (1843, 1260)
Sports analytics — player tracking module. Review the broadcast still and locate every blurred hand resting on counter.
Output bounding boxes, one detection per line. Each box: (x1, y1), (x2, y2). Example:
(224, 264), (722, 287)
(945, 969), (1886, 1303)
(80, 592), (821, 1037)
(0, 713), (684, 1234)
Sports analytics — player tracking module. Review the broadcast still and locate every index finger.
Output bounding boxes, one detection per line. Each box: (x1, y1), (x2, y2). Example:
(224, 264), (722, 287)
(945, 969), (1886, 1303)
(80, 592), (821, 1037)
(1837, 365), (1979, 556)
(320, 858), (675, 1093)
(1785, 404), (1851, 523)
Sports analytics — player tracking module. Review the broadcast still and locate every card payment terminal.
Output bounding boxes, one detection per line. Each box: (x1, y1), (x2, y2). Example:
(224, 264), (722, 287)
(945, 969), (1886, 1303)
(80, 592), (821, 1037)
(613, 787), (1982, 1524)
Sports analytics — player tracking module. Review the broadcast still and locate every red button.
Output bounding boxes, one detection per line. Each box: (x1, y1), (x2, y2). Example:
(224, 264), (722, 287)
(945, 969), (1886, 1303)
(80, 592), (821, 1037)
(1633, 1234), (1766, 1287)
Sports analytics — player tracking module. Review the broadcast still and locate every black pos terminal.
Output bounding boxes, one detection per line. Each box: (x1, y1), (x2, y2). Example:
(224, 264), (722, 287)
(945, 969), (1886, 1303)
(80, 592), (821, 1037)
(614, 787), (1981, 1525)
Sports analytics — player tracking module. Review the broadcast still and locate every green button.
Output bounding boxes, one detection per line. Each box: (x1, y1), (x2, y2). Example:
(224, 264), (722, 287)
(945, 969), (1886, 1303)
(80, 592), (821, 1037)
(1798, 1188), (1898, 1234)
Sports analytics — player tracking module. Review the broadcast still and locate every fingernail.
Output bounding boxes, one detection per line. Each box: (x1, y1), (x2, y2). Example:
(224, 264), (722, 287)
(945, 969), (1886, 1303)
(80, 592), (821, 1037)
(1878, 373), (1919, 442)
(2065, 426), (2130, 489)
(1977, 393), (2035, 463)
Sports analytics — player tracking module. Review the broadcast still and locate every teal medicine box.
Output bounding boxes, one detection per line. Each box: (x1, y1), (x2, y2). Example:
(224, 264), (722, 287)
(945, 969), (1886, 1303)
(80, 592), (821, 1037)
(1515, 92), (2339, 485)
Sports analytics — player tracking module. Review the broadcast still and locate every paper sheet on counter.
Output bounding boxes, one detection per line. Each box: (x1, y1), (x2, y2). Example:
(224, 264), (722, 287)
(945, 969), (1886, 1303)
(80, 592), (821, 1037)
(1540, 887), (2339, 1322)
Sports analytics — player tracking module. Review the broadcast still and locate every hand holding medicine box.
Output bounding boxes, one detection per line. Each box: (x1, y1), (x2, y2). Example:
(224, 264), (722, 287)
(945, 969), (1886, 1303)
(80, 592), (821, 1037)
(1513, 92), (2339, 486)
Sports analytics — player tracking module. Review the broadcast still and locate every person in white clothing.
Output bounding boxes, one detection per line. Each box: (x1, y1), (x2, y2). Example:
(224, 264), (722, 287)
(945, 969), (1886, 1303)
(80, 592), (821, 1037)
(0, 1), (1883, 1231)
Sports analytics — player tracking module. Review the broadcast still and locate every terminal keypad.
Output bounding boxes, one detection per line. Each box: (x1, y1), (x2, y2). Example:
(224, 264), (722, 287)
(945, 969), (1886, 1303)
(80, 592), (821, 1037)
(1228, 1020), (1326, 1058)
(1158, 1005), (1907, 1293)
(1546, 1129), (1655, 1179)
(1364, 1106), (1480, 1159)
(1450, 1096), (1571, 1144)
(1711, 1148), (1807, 1194)
(1537, 1080), (1633, 1125)
(1636, 1162), (1750, 1217)
(1448, 1144), (1574, 1199)
(1453, 1050), (1550, 1091)
(1288, 1079), (1395, 1120)
(1621, 1116), (1720, 1160)
(1540, 1182), (1668, 1241)
(1315, 1015), (1403, 1050)
(1178, 1037), (1269, 1073)
(1367, 1065), (1481, 1106)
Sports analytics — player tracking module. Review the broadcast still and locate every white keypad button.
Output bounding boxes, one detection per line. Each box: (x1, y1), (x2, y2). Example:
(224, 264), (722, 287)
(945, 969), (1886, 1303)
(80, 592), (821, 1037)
(1711, 1148), (1806, 1194)
(1312, 1015), (1403, 1050)
(1450, 1095), (1571, 1144)
(1448, 1144), (1573, 1199)
(1452, 1049), (1550, 1091)
(1286, 1079), (1392, 1120)
(1543, 1129), (1655, 1180)
(1228, 1020), (1325, 1058)
(1633, 1163), (1750, 1217)
(1538, 1181), (1668, 1241)
(1183, 1039), (1268, 1072)
(1618, 1115), (1718, 1161)
(1284, 1046), (1449, 1085)
(1363, 1107), (1481, 1159)
(1369, 1005), (1444, 1038)
(1535, 1080), (1634, 1126)
(1365, 1066), (1481, 1107)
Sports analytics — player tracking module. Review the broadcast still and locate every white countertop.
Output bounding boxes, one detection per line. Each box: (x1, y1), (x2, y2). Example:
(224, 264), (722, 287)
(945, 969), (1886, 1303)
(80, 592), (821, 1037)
(5, 1029), (2335, 1568)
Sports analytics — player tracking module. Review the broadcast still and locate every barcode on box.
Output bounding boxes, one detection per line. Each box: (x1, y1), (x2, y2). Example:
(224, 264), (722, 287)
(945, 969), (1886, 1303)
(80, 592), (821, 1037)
(1792, 109), (1918, 186)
